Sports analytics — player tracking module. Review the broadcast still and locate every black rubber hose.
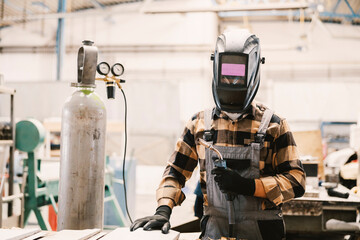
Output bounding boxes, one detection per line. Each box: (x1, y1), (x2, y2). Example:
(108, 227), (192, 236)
(120, 88), (133, 224)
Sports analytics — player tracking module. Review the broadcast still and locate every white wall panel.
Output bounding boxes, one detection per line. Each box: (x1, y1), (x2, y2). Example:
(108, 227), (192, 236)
(272, 80), (360, 122)
(0, 54), (56, 81)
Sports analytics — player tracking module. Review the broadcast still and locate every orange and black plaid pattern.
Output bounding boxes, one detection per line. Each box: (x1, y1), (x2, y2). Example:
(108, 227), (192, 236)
(156, 101), (306, 209)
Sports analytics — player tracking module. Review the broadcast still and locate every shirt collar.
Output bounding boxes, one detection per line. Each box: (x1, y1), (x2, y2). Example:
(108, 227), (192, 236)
(212, 101), (257, 120)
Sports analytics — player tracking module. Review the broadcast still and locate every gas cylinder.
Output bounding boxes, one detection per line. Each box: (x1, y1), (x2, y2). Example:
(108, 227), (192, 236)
(58, 40), (106, 230)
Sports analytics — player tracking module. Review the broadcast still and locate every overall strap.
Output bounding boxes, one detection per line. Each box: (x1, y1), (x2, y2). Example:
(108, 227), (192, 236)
(255, 109), (274, 144)
(203, 108), (214, 142)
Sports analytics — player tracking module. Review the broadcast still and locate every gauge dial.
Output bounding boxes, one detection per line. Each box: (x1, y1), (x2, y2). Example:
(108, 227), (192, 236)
(111, 63), (124, 77)
(97, 62), (110, 75)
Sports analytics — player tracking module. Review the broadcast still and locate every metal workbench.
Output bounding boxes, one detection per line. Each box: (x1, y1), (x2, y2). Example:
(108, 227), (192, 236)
(283, 184), (360, 239)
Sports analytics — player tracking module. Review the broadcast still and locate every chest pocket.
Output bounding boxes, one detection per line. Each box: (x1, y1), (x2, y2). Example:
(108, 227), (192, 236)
(226, 158), (251, 170)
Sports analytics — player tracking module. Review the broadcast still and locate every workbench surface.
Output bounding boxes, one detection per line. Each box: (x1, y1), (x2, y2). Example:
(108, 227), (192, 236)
(0, 227), (201, 240)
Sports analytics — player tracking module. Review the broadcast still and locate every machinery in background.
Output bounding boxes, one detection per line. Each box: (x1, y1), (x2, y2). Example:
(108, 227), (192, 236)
(15, 119), (58, 230)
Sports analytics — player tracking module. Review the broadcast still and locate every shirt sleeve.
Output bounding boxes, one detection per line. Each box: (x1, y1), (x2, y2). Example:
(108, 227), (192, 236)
(156, 116), (199, 209)
(260, 118), (306, 206)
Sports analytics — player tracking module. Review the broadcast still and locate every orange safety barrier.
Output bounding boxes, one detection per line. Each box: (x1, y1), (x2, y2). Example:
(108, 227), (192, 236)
(48, 204), (57, 231)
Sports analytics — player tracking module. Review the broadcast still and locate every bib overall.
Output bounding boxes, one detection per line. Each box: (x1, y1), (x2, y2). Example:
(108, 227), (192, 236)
(201, 108), (285, 240)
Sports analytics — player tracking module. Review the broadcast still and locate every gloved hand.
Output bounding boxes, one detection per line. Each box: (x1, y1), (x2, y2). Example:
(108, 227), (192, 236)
(211, 167), (255, 196)
(129, 205), (172, 234)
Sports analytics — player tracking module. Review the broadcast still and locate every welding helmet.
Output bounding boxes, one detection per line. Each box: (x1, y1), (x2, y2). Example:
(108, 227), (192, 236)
(211, 29), (264, 113)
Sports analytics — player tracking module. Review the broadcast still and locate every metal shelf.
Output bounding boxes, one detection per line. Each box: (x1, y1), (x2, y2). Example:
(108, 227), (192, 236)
(0, 140), (14, 146)
(0, 86), (15, 95)
(0, 84), (18, 228)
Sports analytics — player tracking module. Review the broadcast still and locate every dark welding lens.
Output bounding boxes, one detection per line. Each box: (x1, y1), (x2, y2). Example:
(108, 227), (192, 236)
(219, 53), (248, 87)
(106, 82), (115, 99)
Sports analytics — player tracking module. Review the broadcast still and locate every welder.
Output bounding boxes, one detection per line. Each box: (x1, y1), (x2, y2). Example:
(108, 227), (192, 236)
(130, 29), (306, 240)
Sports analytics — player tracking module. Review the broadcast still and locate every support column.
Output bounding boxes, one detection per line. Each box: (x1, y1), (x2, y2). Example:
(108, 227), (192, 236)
(56, 0), (67, 81)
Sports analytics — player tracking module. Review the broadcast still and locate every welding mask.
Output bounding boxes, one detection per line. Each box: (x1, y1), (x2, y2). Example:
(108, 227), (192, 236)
(211, 30), (264, 113)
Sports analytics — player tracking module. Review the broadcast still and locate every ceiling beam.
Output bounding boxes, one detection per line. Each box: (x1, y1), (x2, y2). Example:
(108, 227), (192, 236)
(3, 0), (33, 15)
(0, 3), (136, 24)
(142, 2), (310, 14)
(89, 0), (104, 9)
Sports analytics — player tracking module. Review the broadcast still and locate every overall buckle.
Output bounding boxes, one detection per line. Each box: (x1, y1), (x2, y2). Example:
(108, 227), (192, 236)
(203, 130), (213, 142)
(255, 132), (265, 144)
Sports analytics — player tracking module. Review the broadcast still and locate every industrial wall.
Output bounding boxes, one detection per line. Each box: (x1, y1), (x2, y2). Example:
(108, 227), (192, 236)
(1, 2), (360, 165)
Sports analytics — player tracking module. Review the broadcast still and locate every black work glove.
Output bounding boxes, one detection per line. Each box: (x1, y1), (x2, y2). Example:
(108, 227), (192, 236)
(211, 167), (255, 196)
(129, 205), (172, 234)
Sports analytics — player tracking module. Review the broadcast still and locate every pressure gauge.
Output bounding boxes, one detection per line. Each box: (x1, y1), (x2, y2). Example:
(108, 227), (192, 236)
(111, 63), (124, 77)
(97, 62), (110, 76)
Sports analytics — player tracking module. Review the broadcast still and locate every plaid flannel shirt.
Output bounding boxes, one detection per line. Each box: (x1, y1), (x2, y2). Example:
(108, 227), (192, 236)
(156, 101), (306, 209)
